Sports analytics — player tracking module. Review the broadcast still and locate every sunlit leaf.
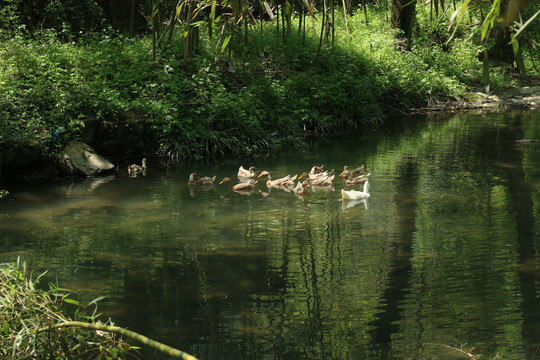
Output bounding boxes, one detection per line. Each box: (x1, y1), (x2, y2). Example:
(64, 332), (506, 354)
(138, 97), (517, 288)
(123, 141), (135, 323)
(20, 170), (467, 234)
(176, 0), (187, 17)
(63, 298), (80, 306)
(512, 9), (540, 42)
(262, 2), (274, 20)
(211, 0), (217, 23)
(221, 34), (232, 54)
(446, 0), (471, 44)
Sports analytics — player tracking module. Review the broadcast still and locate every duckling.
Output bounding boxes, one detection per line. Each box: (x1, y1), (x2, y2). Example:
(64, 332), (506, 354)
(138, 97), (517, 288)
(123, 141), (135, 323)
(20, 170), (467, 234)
(299, 169), (334, 183)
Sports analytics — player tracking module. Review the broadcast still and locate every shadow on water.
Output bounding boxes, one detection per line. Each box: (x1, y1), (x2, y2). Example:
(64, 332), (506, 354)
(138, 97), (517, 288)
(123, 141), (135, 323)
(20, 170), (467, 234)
(368, 157), (417, 358)
(495, 113), (539, 359)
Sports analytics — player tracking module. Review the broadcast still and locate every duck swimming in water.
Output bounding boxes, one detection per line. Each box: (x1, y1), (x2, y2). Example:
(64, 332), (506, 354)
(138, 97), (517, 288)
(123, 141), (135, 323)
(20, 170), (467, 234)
(188, 173), (216, 186)
(293, 180), (311, 195)
(341, 181), (370, 200)
(258, 171), (297, 188)
(238, 165), (257, 179)
(128, 158), (147, 176)
(339, 165), (365, 179)
(220, 177), (258, 192)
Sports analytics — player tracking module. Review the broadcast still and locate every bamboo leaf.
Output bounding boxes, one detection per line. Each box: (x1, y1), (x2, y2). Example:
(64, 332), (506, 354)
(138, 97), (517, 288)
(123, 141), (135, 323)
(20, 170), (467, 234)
(446, 0), (471, 44)
(303, 0), (317, 19)
(221, 34), (232, 54)
(512, 9), (540, 41)
(480, 0), (501, 41)
(176, 0), (186, 18)
(88, 296), (106, 307)
(262, 2), (274, 20)
(191, 20), (208, 27)
(211, 0), (217, 23)
(63, 298), (80, 306)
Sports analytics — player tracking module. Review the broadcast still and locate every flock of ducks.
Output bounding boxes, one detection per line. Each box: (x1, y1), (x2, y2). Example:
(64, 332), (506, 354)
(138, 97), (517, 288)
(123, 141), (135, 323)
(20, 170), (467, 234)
(186, 164), (371, 201)
(128, 159), (371, 202)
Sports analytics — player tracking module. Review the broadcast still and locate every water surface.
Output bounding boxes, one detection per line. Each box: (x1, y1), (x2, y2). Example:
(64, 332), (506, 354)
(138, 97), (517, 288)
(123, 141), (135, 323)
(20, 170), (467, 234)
(1, 111), (540, 359)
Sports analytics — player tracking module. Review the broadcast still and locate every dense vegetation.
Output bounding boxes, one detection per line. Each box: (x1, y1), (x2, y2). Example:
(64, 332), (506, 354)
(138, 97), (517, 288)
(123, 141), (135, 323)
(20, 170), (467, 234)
(0, 0), (538, 162)
(0, 259), (134, 359)
(0, 259), (200, 359)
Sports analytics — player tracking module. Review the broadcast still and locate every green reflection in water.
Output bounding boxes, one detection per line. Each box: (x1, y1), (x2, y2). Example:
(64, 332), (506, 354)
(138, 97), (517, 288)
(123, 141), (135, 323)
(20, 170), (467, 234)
(1, 111), (540, 359)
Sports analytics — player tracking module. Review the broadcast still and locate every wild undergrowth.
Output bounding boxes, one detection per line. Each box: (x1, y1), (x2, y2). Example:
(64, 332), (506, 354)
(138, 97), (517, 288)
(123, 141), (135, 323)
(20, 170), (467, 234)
(0, 7), (526, 162)
(0, 259), (135, 359)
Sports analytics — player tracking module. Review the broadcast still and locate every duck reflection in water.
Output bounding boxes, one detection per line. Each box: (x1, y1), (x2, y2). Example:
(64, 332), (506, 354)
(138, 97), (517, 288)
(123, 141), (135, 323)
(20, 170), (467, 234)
(341, 198), (369, 211)
(128, 158), (147, 177)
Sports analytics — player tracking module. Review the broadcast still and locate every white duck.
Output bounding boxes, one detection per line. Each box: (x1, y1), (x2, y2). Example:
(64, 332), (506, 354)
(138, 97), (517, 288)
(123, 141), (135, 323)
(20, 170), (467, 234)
(341, 181), (370, 200)
(238, 165), (257, 179)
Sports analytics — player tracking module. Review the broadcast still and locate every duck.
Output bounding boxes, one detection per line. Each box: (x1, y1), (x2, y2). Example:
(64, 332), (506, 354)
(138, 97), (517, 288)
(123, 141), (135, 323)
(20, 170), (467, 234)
(342, 173), (370, 186)
(305, 165), (326, 180)
(188, 173), (216, 186)
(293, 180), (311, 195)
(238, 165), (257, 179)
(339, 165), (365, 179)
(308, 173), (335, 186)
(299, 169), (334, 182)
(220, 177), (258, 192)
(128, 158), (147, 176)
(341, 180), (370, 200)
(258, 171), (297, 188)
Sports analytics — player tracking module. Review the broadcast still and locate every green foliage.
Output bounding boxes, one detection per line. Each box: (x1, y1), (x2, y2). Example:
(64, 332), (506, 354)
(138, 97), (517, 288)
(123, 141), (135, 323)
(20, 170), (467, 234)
(0, 259), (135, 359)
(0, 31), (157, 155)
(1, 0), (534, 163)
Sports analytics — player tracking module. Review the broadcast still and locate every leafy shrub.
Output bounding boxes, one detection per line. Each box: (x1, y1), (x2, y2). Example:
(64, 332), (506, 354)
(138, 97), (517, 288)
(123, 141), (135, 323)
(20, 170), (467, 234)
(0, 259), (134, 359)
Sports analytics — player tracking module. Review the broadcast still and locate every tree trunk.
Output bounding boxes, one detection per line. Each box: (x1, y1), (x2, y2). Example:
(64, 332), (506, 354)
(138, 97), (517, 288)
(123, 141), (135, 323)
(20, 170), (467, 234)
(109, 0), (132, 33)
(391, 0), (417, 50)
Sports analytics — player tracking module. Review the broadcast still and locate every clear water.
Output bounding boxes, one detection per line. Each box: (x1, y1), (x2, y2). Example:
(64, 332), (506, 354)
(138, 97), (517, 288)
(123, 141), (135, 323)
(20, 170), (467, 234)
(1, 111), (540, 359)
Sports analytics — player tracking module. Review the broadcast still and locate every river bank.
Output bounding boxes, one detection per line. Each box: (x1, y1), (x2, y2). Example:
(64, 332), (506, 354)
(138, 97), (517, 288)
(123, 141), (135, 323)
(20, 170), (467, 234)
(1, 83), (539, 186)
(413, 84), (540, 113)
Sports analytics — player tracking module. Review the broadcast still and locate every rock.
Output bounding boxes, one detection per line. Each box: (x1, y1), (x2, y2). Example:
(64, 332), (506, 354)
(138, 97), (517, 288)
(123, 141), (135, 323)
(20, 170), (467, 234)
(60, 141), (115, 176)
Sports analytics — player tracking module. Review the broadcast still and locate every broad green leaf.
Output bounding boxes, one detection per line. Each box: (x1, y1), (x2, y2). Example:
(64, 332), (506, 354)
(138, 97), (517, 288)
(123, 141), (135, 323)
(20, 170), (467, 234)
(210, 0), (217, 23)
(63, 298), (80, 306)
(480, 0), (501, 41)
(221, 34), (232, 54)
